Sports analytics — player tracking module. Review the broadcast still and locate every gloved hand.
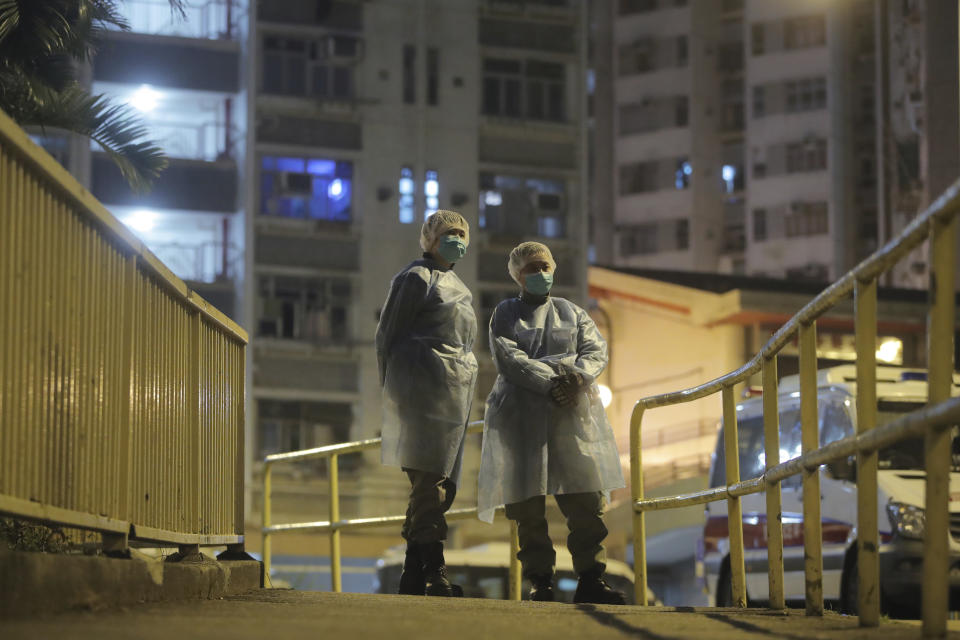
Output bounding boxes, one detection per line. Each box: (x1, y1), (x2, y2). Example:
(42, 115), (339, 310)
(549, 371), (586, 408)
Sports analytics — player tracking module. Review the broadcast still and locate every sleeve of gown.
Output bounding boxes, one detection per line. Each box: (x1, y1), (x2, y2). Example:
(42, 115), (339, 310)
(489, 303), (557, 396)
(375, 270), (429, 385)
(570, 307), (608, 383)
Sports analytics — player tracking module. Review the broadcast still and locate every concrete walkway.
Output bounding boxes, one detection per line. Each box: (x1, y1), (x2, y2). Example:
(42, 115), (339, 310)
(2, 590), (957, 640)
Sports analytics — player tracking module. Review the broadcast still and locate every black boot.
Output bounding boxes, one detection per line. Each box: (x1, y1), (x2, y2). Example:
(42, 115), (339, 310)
(398, 544), (425, 595)
(573, 564), (626, 605)
(418, 541), (462, 597)
(528, 573), (555, 602)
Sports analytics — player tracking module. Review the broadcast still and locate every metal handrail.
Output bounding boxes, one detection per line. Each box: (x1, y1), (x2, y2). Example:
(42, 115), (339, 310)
(630, 175), (959, 638)
(0, 108), (247, 553)
(262, 421), (524, 600)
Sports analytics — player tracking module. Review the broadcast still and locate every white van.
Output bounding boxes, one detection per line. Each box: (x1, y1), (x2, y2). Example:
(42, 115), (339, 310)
(700, 365), (960, 616)
(376, 542), (659, 605)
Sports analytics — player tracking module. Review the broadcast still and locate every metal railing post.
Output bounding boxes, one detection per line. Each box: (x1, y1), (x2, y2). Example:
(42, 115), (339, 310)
(630, 404), (648, 606)
(854, 278), (880, 627)
(263, 462), (273, 585)
(722, 385), (747, 608)
(799, 321), (824, 615)
(922, 213), (956, 637)
(762, 356), (785, 610)
(330, 453), (342, 593)
(509, 520), (521, 601)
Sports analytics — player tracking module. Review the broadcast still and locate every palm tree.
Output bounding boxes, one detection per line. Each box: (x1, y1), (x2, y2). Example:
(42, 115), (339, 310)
(0, 0), (184, 192)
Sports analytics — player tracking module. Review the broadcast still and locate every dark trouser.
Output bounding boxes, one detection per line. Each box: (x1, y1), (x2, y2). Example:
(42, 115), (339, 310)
(504, 492), (607, 577)
(400, 468), (457, 543)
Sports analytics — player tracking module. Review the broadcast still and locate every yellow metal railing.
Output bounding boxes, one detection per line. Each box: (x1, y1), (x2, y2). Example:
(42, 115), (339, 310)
(0, 109), (247, 551)
(630, 178), (959, 637)
(263, 422), (523, 599)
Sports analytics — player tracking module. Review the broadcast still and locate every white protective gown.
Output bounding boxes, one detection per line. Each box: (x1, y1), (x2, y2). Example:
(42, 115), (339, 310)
(376, 256), (478, 483)
(477, 295), (624, 523)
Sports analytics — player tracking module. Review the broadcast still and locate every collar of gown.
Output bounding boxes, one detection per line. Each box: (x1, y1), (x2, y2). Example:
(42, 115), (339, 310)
(422, 252), (454, 271)
(520, 291), (550, 306)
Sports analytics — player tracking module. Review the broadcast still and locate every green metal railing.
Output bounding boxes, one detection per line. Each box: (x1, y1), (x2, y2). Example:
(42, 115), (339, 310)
(262, 421), (523, 599)
(630, 178), (959, 638)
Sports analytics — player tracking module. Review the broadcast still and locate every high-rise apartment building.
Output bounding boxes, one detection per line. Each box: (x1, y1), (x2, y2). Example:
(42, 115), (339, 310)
(592, 0), (957, 287)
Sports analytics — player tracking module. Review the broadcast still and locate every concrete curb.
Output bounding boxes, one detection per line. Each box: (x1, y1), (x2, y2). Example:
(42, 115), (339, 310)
(0, 548), (261, 618)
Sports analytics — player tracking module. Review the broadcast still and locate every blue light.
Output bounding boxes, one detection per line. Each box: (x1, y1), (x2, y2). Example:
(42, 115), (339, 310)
(901, 371), (928, 382)
(275, 156), (305, 173)
(399, 177), (415, 195)
(307, 159), (336, 176)
(683, 161), (692, 176)
(722, 165), (736, 181)
(328, 178), (344, 198)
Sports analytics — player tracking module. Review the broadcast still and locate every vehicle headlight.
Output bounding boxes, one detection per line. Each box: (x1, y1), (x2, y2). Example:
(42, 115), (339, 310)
(886, 502), (925, 540)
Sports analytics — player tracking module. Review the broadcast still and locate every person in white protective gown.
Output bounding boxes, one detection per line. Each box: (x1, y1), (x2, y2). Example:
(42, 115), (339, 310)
(376, 210), (478, 598)
(477, 241), (626, 605)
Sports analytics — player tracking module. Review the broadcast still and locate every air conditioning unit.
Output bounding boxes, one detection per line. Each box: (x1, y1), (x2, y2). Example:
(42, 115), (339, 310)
(533, 192), (565, 213)
(281, 172), (312, 194)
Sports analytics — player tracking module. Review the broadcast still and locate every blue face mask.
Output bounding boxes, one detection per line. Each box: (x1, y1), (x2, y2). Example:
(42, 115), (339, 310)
(437, 235), (466, 263)
(524, 271), (553, 296)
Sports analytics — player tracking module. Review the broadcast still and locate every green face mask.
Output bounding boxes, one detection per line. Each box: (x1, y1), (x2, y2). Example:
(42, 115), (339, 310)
(524, 272), (553, 295)
(437, 235), (466, 263)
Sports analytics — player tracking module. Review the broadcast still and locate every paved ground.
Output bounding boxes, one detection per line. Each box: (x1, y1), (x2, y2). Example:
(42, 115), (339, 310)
(2, 590), (958, 640)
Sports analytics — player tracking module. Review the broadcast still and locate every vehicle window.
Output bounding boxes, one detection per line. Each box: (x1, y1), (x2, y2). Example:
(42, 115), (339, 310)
(821, 396), (854, 445)
(874, 400), (960, 471)
(711, 402), (805, 488)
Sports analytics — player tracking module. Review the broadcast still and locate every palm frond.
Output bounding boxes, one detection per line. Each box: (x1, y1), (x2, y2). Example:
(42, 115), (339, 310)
(8, 81), (168, 192)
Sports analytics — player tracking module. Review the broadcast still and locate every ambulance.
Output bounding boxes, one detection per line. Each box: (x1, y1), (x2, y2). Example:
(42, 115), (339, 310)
(700, 365), (960, 616)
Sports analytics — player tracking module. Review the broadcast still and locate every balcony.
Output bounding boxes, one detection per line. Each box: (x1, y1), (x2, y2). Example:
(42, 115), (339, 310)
(112, 0), (242, 40)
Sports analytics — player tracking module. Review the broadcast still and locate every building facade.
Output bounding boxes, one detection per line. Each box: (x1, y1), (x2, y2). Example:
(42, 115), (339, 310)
(594, 0), (957, 286)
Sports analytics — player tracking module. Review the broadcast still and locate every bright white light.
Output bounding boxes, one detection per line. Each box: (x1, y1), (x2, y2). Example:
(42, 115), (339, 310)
(722, 165), (736, 181)
(124, 209), (156, 232)
(425, 179), (439, 198)
(399, 177), (414, 194)
(876, 338), (903, 364)
(484, 190), (503, 206)
(598, 384), (613, 409)
(328, 178), (343, 198)
(129, 85), (160, 112)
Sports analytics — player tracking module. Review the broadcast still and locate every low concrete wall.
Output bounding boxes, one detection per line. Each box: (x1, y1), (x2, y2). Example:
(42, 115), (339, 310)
(0, 548), (261, 618)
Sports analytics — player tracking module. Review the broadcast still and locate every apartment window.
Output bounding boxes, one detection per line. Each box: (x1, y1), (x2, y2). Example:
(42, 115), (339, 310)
(403, 44), (416, 104)
(786, 139), (827, 173)
(720, 78), (744, 131)
(785, 201), (829, 237)
(676, 36), (688, 67)
(675, 96), (689, 127)
(752, 85), (765, 118)
(258, 399), (352, 465)
(424, 170), (439, 217)
(619, 224), (658, 256)
(262, 35), (358, 99)
(784, 15), (826, 50)
(785, 77), (827, 113)
(619, 0), (657, 14)
(619, 161), (659, 195)
(483, 58), (565, 121)
(479, 173), (566, 238)
(751, 23), (765, 55)
(257, 275), (351, 343)
(427, 47), (439, 105)
(399, 166), (415, 223)
(676, 219), (689, 250)
(618, 40), (654, 75)
(260, 155), (353, 221)
(753, 208), (767, 241)
(675, 159), (691, 189)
